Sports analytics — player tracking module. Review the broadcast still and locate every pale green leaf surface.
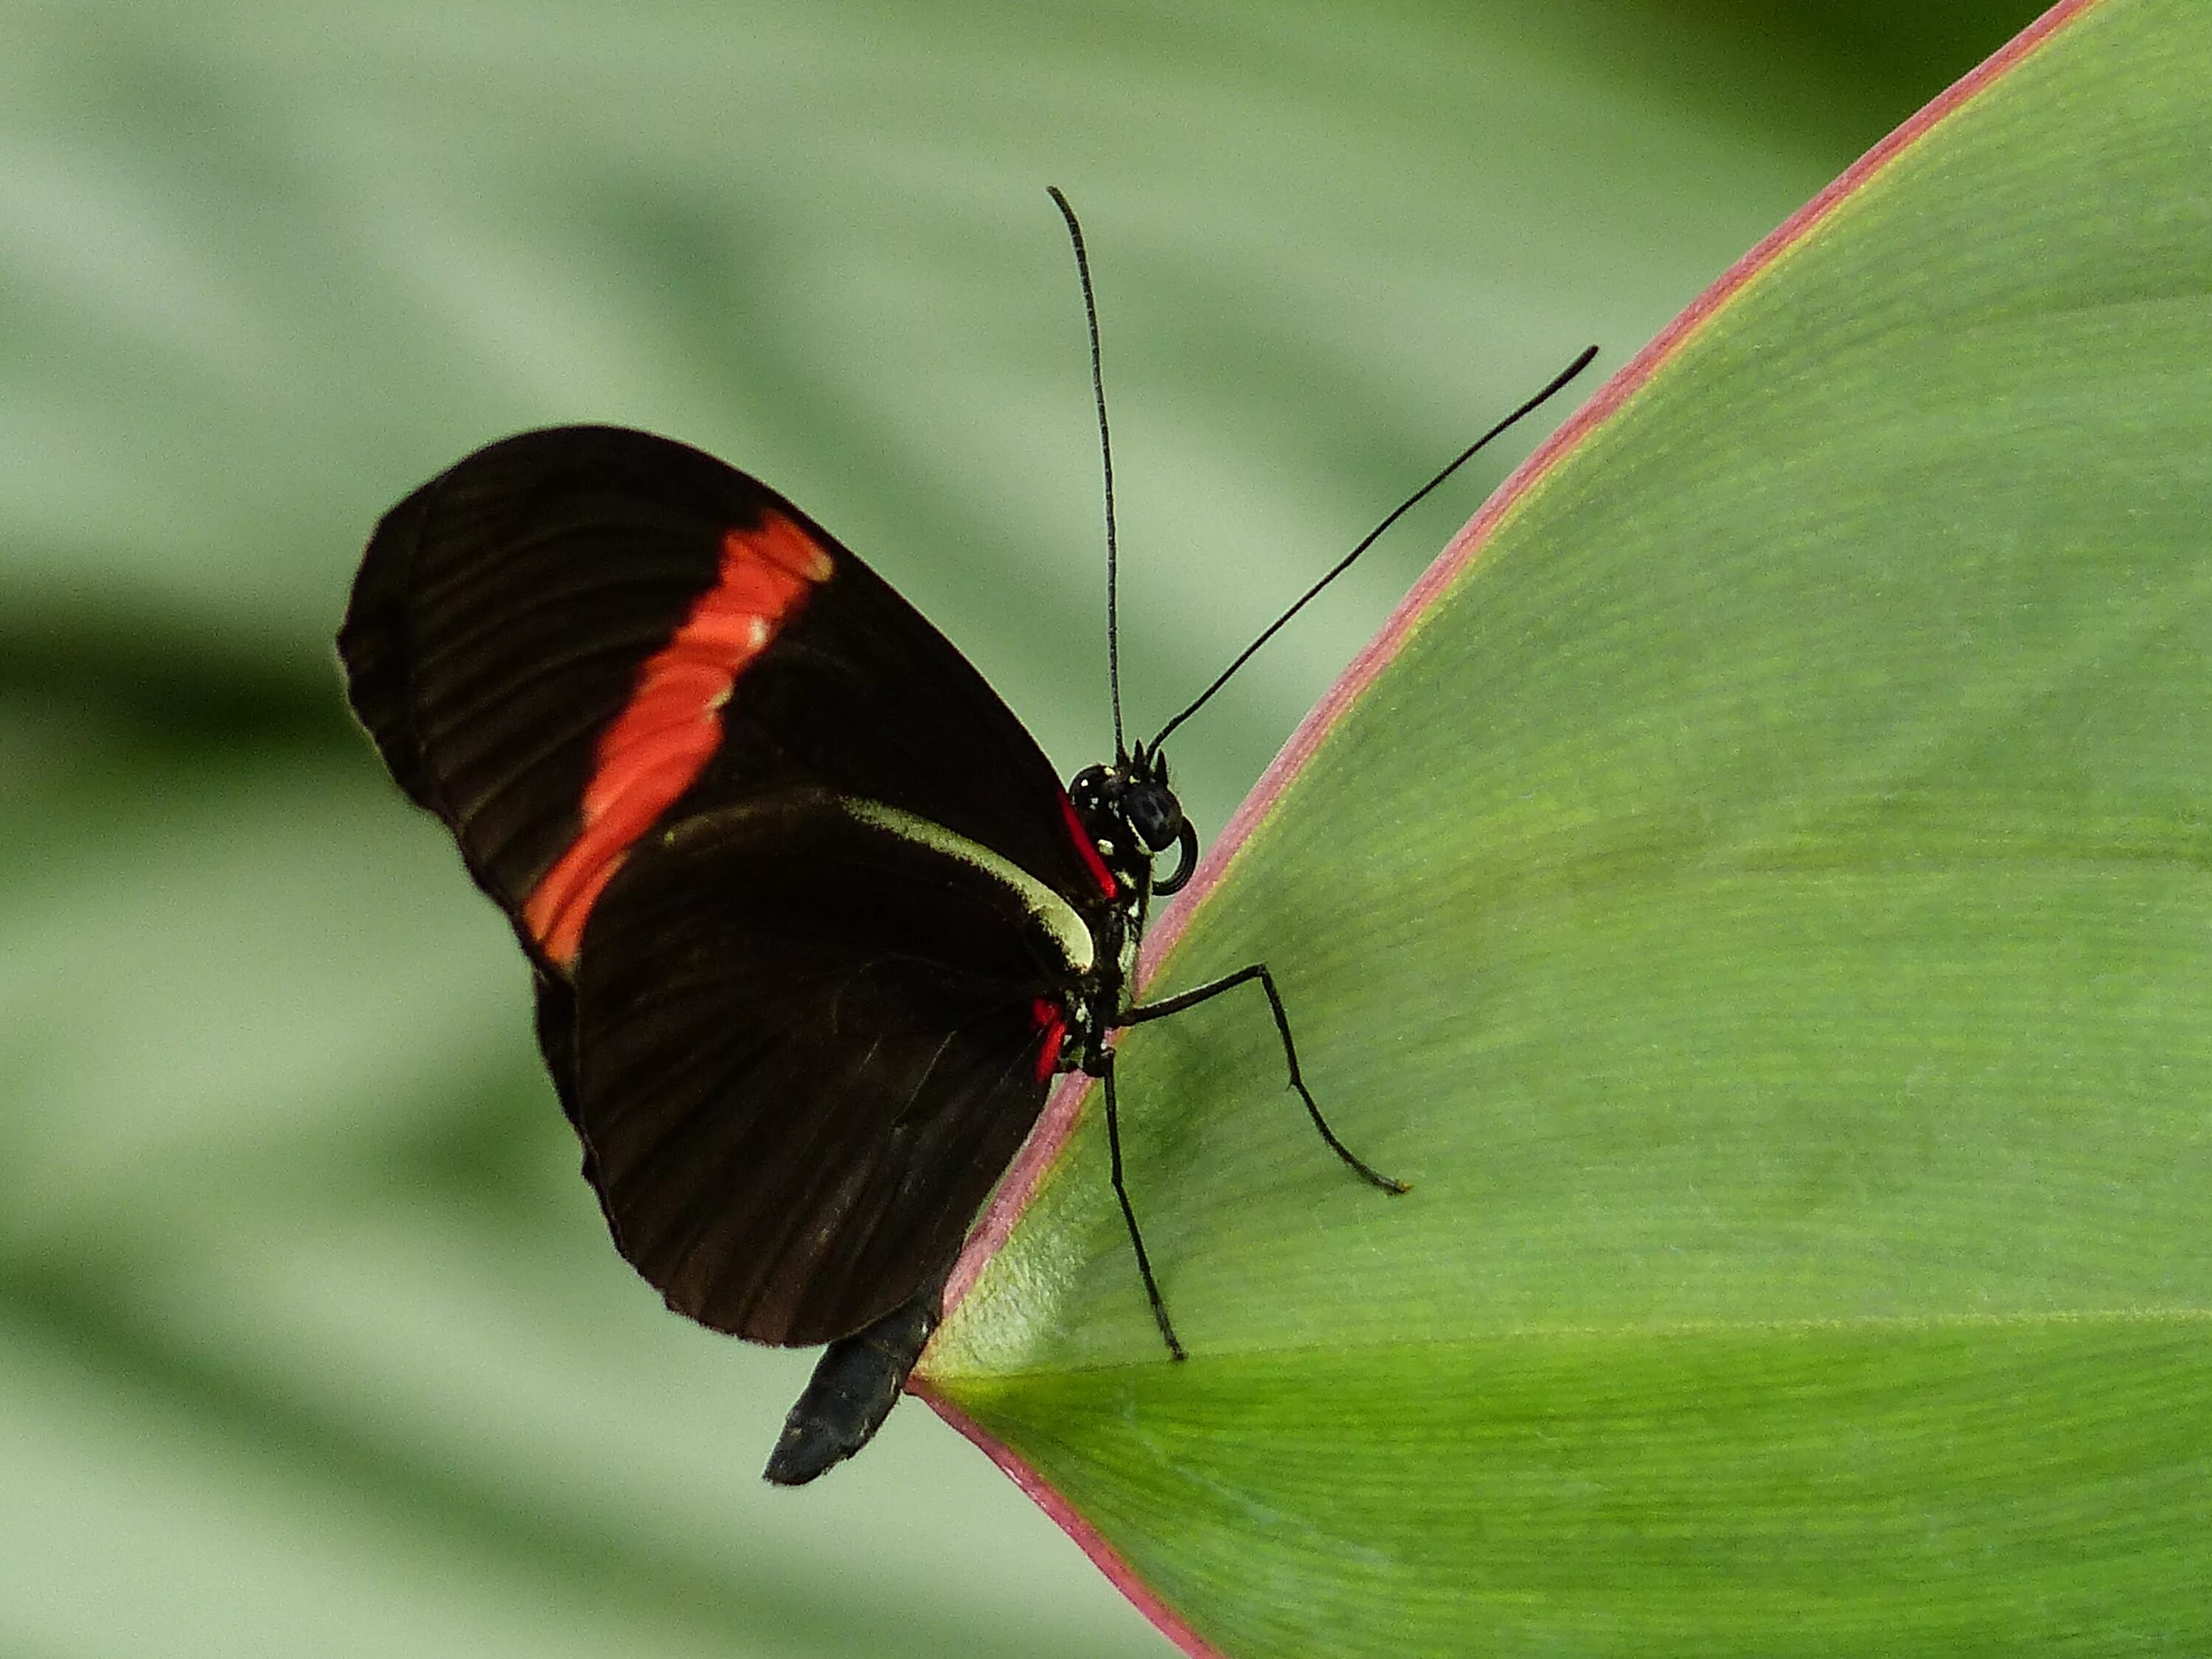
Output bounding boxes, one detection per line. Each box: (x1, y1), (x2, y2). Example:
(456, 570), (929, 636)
(925, 1), (2212, 1651)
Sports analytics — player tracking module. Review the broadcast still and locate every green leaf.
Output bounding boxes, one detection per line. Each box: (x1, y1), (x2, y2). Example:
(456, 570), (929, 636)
(919, 1), (2212, 1651)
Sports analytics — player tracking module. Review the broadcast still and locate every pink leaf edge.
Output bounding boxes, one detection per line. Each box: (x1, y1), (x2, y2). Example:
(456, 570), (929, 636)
(919, 1390), (1225, 1659)
(914, 2), (2103, 1650)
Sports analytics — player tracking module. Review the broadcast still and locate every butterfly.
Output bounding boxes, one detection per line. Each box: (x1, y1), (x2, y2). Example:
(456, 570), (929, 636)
(336, 189), (1586, 1484)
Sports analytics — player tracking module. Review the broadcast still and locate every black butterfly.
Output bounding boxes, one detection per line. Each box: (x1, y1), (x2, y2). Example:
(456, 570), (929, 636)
(338, 192), (1590, 1485)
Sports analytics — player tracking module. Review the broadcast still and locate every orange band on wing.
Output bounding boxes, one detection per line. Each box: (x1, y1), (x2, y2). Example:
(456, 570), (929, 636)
(524, 512), (833, 965)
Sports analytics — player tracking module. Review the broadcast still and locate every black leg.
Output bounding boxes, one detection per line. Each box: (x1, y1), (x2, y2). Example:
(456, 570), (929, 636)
(1127, 963), (1408, 1194)
(1104, 1054), (1187, 1361)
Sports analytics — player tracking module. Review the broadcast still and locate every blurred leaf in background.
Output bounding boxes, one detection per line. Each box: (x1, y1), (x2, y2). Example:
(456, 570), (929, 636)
(0, 1), (2046, 1654)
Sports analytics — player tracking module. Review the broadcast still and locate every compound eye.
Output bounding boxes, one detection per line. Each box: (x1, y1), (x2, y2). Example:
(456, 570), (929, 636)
(1124, 782), (1183, 854)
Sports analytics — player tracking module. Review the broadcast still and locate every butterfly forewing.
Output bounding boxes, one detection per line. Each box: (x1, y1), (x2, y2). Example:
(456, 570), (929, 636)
(342, 428), (745, 917)
(340, 425), (1112, 965)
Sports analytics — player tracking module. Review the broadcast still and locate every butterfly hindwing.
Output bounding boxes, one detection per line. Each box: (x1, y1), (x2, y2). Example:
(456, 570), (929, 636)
(571, 790), (1086, 1346)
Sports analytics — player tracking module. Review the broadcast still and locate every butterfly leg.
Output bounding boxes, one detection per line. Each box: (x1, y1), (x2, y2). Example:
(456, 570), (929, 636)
(1126, 964), (1409, 1194)
(762, 1273), (947, 1486)
(1100, 1052), (1188, 1361)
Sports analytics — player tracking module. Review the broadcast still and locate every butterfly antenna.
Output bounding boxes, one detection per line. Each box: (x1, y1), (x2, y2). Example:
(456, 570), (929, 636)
(1049, 185), (1127, 765)
(1149, 343), (1600, 755)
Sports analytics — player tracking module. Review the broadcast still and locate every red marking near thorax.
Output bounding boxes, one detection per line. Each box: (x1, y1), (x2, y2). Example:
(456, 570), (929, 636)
(1029, 996), (1068, 1082)
(524, 512), (832, 964)
(1060, 793), (1116, 900)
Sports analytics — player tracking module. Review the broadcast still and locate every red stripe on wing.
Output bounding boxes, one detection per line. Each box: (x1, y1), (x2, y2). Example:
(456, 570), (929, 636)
(524, 512), (833, 965)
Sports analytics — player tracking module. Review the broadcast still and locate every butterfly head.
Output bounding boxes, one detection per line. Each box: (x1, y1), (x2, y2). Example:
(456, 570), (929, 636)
(1069, 742), (1200, 897)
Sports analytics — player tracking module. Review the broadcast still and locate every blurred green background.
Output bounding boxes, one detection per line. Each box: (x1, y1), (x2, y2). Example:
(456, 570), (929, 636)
(0, 3), (2047, 1654)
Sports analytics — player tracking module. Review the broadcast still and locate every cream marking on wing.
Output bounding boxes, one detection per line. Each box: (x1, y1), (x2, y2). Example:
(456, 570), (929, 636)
(841, 799), (1094, 974)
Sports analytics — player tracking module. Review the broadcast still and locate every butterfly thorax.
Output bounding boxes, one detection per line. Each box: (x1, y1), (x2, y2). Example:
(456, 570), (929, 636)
(1062, 744), (1196, 1073)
